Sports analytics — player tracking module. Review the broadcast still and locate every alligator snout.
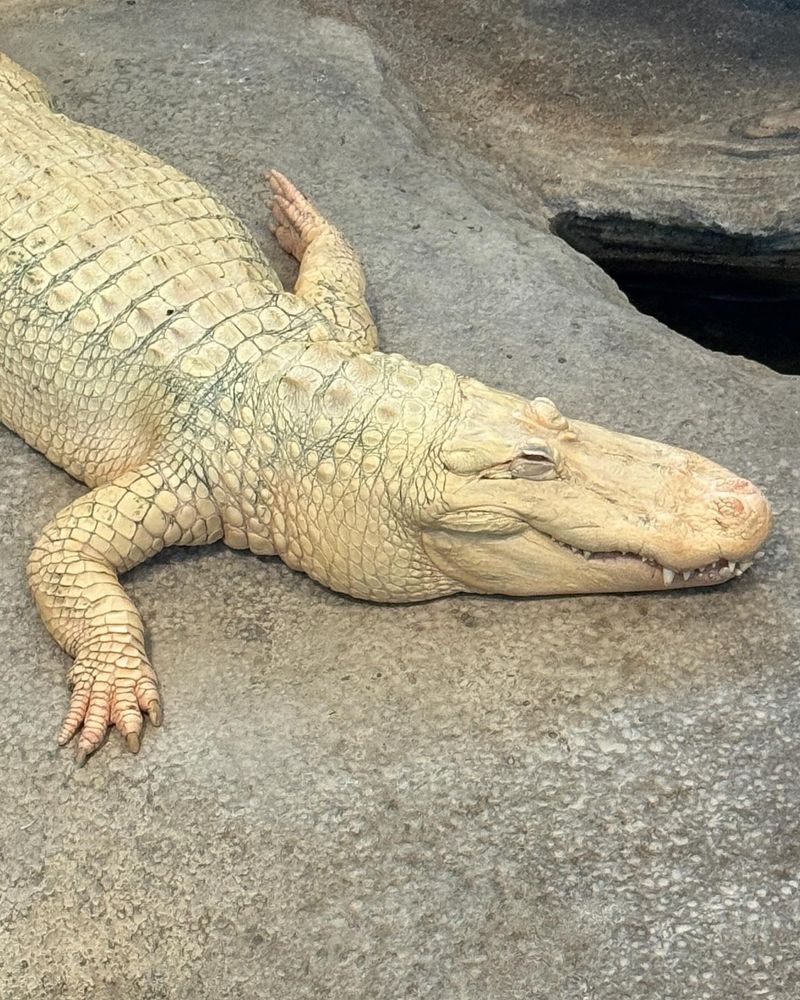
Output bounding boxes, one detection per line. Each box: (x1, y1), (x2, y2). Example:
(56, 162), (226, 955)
(712, 477), (772, 552)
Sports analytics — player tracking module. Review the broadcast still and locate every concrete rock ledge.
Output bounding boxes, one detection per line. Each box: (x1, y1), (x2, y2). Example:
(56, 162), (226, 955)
(0, 2), (797, 998)
(307, 0), (800, 235)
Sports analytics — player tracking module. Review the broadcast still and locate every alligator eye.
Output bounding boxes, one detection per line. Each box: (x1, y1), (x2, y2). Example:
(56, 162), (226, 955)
(520, 446), (553, 463)
(510, 446), (557, 481)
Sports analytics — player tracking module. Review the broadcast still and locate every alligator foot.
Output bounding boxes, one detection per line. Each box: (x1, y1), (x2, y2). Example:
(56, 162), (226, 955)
(58, 646), (162, 766)
(267, 169), (329, 260)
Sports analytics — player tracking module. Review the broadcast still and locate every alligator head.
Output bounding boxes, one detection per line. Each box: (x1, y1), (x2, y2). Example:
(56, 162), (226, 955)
(269, 350), (772, 602)
(420, 378), (772, 597)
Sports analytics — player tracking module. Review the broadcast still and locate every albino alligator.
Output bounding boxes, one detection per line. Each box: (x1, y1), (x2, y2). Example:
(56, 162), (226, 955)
(0, 54), (772, 764)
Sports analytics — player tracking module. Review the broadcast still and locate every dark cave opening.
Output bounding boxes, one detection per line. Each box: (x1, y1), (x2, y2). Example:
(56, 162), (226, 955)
(551, 213), (800, 375)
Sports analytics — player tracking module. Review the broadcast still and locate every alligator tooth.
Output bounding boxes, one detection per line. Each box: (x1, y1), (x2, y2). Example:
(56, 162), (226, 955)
(582, 550), (592, 559)
(734, 567), (744, 576)
(738, 560), (753, 573)
(755, 550), (765, 561)
(727, 560), (737, 573)
(718, 566), (734, 580)
(682, 570), (692, 581)
(662, 568), (675, 586)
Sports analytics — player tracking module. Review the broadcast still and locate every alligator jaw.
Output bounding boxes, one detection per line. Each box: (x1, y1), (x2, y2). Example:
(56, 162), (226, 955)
(558, 542), (767, 589)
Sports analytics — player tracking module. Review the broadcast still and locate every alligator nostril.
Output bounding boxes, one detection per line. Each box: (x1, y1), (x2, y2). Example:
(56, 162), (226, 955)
(716, 497), (745, 519)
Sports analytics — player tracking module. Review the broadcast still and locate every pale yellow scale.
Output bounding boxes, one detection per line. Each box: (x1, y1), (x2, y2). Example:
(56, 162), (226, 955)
(0, 52), (430, 764)
(0, 69), (285, 485)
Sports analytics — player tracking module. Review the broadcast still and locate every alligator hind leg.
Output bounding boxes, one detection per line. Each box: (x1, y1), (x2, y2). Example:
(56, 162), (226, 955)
(267, 169), (379, 352)
(27, 461), (222, 764)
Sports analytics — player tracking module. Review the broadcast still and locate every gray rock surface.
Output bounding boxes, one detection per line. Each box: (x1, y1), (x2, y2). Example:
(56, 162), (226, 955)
(0, 1), (798, 998)
(307, 0), (800, 233)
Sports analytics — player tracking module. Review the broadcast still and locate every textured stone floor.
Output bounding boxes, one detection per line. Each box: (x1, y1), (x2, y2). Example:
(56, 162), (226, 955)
(0, 2), (798, 998)
(306, 0), (800, 232)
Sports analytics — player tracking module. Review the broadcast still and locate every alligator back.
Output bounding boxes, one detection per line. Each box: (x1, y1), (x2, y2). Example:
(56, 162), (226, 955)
(0, 54), (282, 485)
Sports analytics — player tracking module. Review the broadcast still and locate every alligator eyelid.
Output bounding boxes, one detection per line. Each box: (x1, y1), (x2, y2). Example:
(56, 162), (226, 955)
(509, 456), (559, 481)
(519, 445), (556, 465)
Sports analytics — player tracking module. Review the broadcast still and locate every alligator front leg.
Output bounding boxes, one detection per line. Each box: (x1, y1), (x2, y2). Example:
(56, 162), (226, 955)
(27, 462), (221, 764)
(267, 169), (379, 352)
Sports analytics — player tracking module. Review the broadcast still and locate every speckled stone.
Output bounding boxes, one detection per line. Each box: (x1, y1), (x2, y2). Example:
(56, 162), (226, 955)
(304, 0), (800, 235)
(0, 1), (797, 998)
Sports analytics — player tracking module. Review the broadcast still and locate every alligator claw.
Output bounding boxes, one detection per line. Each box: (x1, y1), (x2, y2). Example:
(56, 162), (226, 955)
(57, 648), (161, 764)
(266, 168), (329, 260)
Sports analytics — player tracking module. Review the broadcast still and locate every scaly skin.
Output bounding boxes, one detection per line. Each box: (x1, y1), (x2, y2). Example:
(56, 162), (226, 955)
(0, 54), (772, 763)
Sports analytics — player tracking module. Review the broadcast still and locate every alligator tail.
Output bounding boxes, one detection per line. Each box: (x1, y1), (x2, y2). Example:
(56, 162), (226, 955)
(0, 52), (53, 109)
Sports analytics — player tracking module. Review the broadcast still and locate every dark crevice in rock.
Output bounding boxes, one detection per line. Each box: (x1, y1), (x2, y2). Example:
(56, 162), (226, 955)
(552, 213), (800, 374)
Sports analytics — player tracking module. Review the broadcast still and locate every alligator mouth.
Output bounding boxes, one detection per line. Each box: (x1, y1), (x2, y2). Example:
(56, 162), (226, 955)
(557, 541), (765, 587)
